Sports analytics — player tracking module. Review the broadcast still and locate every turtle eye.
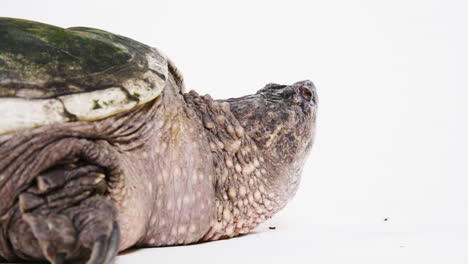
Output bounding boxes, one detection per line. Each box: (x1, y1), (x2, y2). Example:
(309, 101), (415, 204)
(299, 87), (312, 101)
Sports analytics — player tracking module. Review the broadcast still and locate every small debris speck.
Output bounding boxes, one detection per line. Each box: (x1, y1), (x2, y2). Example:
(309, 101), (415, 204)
(384, 217), (389, 221)
(269, 226), (276, 230)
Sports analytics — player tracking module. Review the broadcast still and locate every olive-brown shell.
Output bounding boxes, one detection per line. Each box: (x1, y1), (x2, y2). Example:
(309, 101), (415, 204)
(0, 18), (179, 135)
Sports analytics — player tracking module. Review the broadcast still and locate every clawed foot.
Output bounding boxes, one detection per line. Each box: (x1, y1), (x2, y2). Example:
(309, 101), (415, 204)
(86, 222), (120, 264)
(41, 222), (120, 264)
(10, 195), (120, 264)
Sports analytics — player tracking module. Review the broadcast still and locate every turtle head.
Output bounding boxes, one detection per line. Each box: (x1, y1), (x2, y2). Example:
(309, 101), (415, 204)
(228, 80), (318, 202)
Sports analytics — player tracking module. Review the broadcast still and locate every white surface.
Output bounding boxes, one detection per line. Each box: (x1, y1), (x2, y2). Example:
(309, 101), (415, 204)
(2, 0), (468, 263)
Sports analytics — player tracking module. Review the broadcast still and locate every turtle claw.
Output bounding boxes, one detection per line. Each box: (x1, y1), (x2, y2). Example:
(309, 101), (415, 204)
(86, 222), (120, 264)
(86, 235), (108, 264)
(104, 223), (120, 264)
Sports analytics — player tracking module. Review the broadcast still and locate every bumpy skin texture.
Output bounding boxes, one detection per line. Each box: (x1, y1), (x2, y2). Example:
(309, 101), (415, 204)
(0, 19), (318, 264)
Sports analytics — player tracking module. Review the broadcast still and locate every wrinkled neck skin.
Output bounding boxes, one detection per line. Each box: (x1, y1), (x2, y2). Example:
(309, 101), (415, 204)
(183, 92), (306, 240)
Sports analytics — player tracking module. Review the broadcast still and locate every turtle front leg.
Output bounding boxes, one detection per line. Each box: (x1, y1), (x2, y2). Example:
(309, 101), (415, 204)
(8, 162), (120, 264)
(66, 197), (120, 264)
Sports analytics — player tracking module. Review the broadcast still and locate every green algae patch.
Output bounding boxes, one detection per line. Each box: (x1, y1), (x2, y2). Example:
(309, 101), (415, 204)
(0, 18), (148, 96)
(1, 18), (130, 76)
(92, 99), (102, 110)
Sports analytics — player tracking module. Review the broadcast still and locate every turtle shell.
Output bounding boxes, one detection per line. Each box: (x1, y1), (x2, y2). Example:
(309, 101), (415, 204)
(0, 18), (182, 135)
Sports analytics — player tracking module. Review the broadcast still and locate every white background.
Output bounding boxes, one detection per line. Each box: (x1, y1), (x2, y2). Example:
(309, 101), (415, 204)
(2, 0), (468, 263)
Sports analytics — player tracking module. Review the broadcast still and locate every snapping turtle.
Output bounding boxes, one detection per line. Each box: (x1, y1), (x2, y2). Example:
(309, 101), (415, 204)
(0, 18), (318, 263)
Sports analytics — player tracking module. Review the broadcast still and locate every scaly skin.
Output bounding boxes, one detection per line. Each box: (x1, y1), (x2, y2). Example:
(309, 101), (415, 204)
(0, 72), (317, 263)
